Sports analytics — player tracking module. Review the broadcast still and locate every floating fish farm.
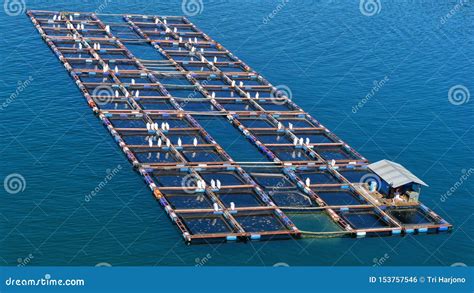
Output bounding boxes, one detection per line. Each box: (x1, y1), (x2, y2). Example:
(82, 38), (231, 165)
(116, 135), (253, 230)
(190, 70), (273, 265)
(27, 10), (452, 244)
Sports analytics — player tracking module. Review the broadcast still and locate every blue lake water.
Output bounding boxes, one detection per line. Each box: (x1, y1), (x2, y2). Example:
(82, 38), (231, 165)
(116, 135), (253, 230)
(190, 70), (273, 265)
(0, 0), (473, 266)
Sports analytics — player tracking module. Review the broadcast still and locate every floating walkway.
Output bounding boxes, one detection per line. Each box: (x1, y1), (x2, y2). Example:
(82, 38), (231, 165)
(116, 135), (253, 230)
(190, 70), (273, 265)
(27, 10), (452, 244)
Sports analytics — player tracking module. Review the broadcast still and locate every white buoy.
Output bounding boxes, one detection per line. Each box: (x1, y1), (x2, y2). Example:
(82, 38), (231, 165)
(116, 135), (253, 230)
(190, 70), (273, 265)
(331, 159), (336, 167)
(255, 92), (259, 99)
(299, 138), (304, 145)
(216, 180), (221, 189)
(69, 15), (73, 21)
(165, 123), (170, 131)
(239, 81), (243, 87)
(105, 25), (110, 33)
(211, 179), (216, 189)
(166, 139), (171, 147)
(293, 137), (298, 146)
(193, 137), (198, 146)
(197, 180), (202, 189)
(230, 202), (235, 210)
(289, 123), (293, 130)
(135, 90), (139, 97)
(53, 15), (57, 21)
(194, 37), (198, 43)
(114, 66), (119, 73)
(231, 80), (235, 87)
(211, 92), (215, 98)
(76, 23), (80, 30)
(305, 177), (311, 187)
(131, 78), (135, 85)
(146, 122), (151, 130)
(78, 43), (82, 50)
(81, 23), (85, 30)
(305, 137), (310, 145)
(179, 37), (183, 42)
(277, 122), (282, 130)
(213, 56), (217, 63)
(163, 19), (167, 24)
(177, 138), (182, 147)
(154, 123), (158, 130)
(201, 180), (206, 189)
(174, 27), (177, 33)
(213, 203), (219, 212)
(148, 138), (153, 147)
(157, 138), (162, 147)
(161, 122), (165, 130)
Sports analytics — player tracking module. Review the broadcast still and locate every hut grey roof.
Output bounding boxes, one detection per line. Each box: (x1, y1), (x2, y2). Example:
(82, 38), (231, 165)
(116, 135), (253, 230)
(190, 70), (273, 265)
(368, 159), (428, 188)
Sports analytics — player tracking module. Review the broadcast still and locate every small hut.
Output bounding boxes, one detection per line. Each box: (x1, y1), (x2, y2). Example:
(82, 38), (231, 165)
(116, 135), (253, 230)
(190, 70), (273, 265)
(368, 160), (428, 202)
